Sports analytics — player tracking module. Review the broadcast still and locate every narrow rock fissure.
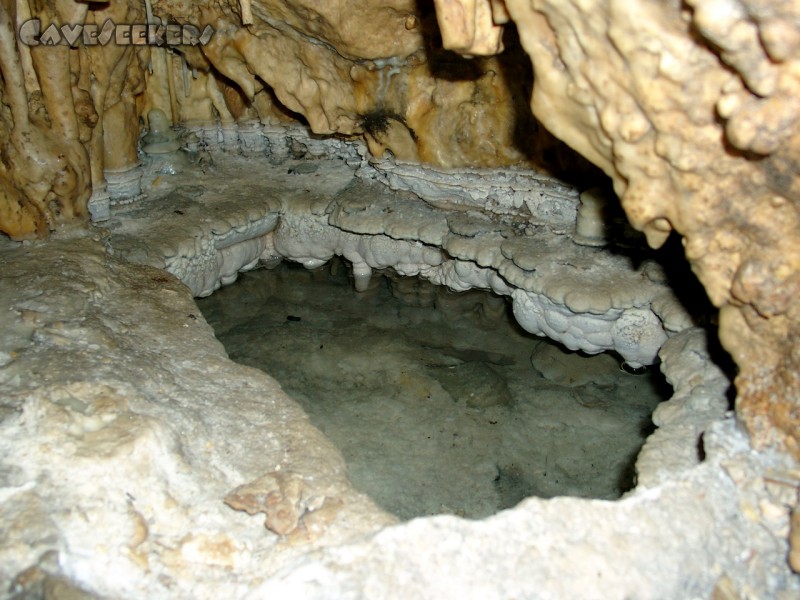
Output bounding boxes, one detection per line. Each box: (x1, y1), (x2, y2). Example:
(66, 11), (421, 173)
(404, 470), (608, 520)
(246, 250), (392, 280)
(199, 257), (672, 520)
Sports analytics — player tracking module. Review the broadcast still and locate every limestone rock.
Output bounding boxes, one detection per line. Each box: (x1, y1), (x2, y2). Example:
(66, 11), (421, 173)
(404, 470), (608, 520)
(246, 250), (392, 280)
(495, 0), (800, 456)
(0, 236), (394, 598)
(224, 471), (339, 536)
(2, 0), (800, 596)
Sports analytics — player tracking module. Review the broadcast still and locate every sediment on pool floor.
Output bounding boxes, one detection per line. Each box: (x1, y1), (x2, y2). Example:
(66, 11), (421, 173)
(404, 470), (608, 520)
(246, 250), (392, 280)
(198, 258), (673, 520)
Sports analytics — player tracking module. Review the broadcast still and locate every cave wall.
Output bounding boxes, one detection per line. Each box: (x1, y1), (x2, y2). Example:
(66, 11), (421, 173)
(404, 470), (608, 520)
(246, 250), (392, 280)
(493, 0), (800, 457)
(0, 0), (798, 456)
(1, 1), (800, 595)
(0, 0), (588, 240)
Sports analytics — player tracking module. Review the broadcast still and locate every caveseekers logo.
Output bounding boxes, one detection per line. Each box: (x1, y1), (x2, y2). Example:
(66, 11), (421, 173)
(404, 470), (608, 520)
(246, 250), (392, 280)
(18, 18), (214, 47)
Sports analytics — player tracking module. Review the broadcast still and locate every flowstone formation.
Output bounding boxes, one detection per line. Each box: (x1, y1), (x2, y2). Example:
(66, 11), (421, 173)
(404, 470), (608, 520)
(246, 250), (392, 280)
(1, 0), (800, 597)
(1, 0), (796, 459)
(1, 144), (797, 598)
(106, 148), (687, 368)
(0, 0), (147, 237)
(0, 0), (589, 239)
(434, 0), (800, 456)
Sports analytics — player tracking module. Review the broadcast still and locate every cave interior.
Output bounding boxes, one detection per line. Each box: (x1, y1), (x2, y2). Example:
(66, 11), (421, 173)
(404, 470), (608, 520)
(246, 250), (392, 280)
(1, 0), (800, 598)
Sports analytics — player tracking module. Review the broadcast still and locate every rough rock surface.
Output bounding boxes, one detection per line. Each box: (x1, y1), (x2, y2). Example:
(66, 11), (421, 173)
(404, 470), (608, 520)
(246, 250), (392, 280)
(0, 234), (393, 599)
(481, 0), (800, 456)
(0, 215), (797, 599)
(106, 148), (686, 367)
(1, 0), (582, 240)
(247, 418), (795, 600)
(3, 0), (797, 461)
(1, 0), (800, 596)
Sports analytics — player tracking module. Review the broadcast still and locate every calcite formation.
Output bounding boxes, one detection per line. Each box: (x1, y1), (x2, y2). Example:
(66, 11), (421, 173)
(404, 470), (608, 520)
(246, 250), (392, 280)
(0, 0), (795, 456)
(1, 0), (587, 237)
(481, 0), (800, 457)
(2, 0), (800, 596)
(0, 144), (797, 597)
(105, 142), (686, 368)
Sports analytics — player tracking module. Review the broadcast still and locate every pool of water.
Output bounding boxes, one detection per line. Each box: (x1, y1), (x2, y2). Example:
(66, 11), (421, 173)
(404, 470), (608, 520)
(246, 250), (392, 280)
(198, 259), (671, 520)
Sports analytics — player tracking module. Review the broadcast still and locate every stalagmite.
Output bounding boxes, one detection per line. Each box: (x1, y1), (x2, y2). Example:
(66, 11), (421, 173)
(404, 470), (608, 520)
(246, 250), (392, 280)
(573, 187), (609, 247)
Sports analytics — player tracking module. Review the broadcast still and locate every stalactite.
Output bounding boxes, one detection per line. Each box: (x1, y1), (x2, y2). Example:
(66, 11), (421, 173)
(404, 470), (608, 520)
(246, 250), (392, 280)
(240, 0), (254, 25)
(0, 1), (31, 129)
(14, 0), (40, 101)
(0, 1), (49, 237)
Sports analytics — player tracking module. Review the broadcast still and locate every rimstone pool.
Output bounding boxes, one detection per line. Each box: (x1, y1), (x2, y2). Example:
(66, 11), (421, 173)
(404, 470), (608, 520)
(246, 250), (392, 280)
(199, 257), (671, 520)
(2, 0), (798, 592)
